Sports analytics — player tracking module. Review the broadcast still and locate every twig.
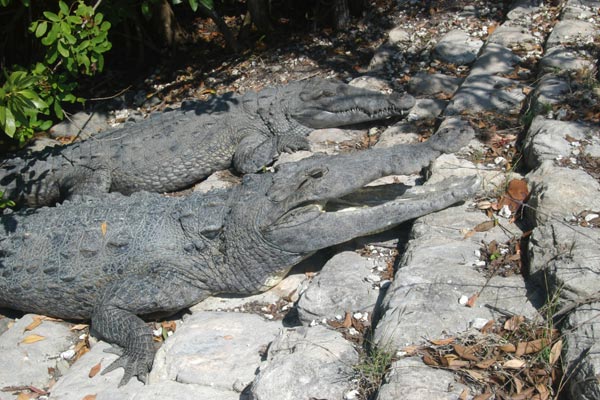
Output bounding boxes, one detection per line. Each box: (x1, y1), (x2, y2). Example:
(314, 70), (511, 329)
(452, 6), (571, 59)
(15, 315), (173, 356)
(89, 85), (132, 101)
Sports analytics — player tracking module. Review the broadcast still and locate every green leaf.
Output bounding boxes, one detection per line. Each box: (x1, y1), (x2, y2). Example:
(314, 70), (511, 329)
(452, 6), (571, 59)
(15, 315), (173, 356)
(172, 0), (182, 4)
(0, 0), (12, 7)
(58, 0), (69, 16)
(3, 107), (16, 137)
(34, 21), (48, 38)
(94, 12), (103, 25)
(46, 49), (58, 64)
(21, 0), (30, 6)
(199, 0), (213, 10)
(41, 24), (59, 46)
(19, 90), (48, 110)
(67, 15), (82, 25)
(38, 119), (53, 130)
(141, 2), (151, 19)
(53, 100), (63, 119)
(43, 11), (60, 22)
(100, 21), (111, 32)
(57, 40), (69, 57)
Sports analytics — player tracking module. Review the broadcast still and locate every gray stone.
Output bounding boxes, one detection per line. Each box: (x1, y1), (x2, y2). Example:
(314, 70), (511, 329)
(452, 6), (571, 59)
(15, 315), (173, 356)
(250, 326), (358, 400)
(193, 169), (241, 193)
(49, 341), (239, 400)
(427, 153), (518, 189)
(368, 44), (396, 71)
(308, 128), (365, 154)
(469, 43), (522, 77)
(375, 123), (420, 148)
(0, 314), (77, 398)
(434, 30), (483, 65)
(540, 46), (597, 73)
(545, 20), (598, 48)
(0, 316), (11, 336)
(522, 116), (599, 168)
(531, 74), (571, 110)
(525, 161), (600, 226)
(49, 110), (110, 139)
(446, 75), (525, 115)
(27, 137), (61, 152)
(506, 0), (544, 20)
(563, 303), (600, 400)
(297, 251), (382, 324)
(151, 312), (280, 391)
(407, 72), (463, 97)
(487, 24), (538, 48)
(408, 99), (448, 120)
(349, 76), (392, 92)
(376, 357), (468, 400)
(374, 203), (538, 351)
(388, 27), (411, 44)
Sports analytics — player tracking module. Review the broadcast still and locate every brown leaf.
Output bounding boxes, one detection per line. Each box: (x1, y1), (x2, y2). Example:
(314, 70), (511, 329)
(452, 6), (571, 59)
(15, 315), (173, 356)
(161, 320), (177, 332)
(503, 358), (526, 369)
(88, 362), (101, 378)
(498, 343), (516, 353)
(223, 335), (234, 340)
(498, 179), (529, 212)
(82, 395), (97, 400)
(514, 377), (524, 393)
(24, 316), (43, 332)
(512, 387), (536, 400)
(422, 353), (439, 366)
(487, 24), (498, 35)
(466, 293), (479, 308)
(522, 86), (533, 95)
(549, 339), (563, 366)
(429, 337), (456, 346)
(453, 344), (479, 361)
(475, 358), (496, 369)
(459, 388), (469, 400)
(466, 369), (486, 381)
(473, 393), (493, 400)
(516, 338), (549, 356)
(100, 221), (107, 236)
(473, 220), (496, 232)
(70, 323), (89, 331)
(16, 394), (30, 400)
(480, 319), (495, 334)
(21, 334), (45, 344)
(503, 315), (525, 331)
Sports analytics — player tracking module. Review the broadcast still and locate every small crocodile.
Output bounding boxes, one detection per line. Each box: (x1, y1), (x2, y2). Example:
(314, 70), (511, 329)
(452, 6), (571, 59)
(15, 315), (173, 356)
(0, 78), (414, 207)
(0, 119), (476, 386)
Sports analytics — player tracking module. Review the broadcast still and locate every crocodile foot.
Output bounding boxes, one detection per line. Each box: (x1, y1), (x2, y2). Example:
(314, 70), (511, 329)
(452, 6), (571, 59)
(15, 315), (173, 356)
(102, 345), (155, 387)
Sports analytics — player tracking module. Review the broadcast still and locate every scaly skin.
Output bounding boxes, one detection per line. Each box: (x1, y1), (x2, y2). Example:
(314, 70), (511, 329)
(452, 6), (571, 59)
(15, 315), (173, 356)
(0, 78), (415, 208)
(0, 118), (476, 386)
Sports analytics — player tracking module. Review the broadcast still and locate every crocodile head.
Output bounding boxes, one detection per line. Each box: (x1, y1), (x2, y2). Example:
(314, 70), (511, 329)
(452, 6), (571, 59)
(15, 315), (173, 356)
(223, 129), (478, 291)
(286, 78), (415, 129)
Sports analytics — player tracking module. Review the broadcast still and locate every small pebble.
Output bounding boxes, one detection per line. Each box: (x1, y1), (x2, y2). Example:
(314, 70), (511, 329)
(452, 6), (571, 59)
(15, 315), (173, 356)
(60, 349), (76, 360)
(344, 389), (360, 400)
(458, 295), (469, 305)
(498, 205), (512, 219)
(585, 213), (599, 222)
(470, 318), (490, 330)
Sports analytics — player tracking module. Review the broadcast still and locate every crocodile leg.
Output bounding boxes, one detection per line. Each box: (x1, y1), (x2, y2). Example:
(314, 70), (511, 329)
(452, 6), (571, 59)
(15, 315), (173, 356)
(91, 268), (212, 386)
(233, 133), (280, 173)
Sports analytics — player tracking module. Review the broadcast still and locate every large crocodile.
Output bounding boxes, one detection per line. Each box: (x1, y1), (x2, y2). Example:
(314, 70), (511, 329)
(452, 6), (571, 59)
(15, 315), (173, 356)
(0, 120), (477, 386)
(0, 78), (414, 207)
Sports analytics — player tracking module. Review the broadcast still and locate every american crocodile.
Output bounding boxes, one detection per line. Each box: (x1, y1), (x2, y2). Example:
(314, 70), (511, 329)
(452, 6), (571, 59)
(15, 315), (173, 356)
(0, 120), (476, 386)
(0, 78), (414, 207)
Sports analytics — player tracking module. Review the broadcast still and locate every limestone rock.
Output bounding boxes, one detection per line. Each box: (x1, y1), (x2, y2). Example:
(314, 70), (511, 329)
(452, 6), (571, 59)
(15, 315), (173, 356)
(433, 30), (483, 65)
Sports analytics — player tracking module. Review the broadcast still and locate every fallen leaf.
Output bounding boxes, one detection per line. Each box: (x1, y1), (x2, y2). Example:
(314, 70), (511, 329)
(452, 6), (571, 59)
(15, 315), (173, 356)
(498, 343), (516, 353)
(100, 222), (107, 236)
(487, 24), (498, 35)
(70, 323), (89, 331)
(459, 388), (469, 400)
(473, 220), (496, 232)
(475, 358), (496, 369)
(511, 387), (536, 400)
(16, 393), (30, 400)
(466, 293), (479, 308)
(466, 369), (486, 381)
(498, 179), (529, 213)
(503, 358), (526, 369)
(223, 335), (234, 340)
(21, 334), (45, 344)
(473, 393), (493, 400)
(504, 315), (525, 331)
(82, 395), (97, 400)
(430, 337), (456, 346)
(422, 353), (439, 366)
(24, 316), (43, 332)
(514, 377), (524, 393)
(89, 362), (101, 378)
(453, 344), (480, 361)
(522, 86), (533, 95)
(549, 339), (563, 366)
(480, 319), (495, 334)
(516, 338), (550, 356)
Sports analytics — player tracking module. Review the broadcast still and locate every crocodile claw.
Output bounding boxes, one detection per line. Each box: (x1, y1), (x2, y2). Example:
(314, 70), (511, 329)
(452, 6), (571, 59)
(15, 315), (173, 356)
(102, 346), (154, 387)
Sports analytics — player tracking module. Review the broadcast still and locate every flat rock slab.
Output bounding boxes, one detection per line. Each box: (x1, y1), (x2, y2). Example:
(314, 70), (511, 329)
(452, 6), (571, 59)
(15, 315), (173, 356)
(297, 251), (383, 324)
(150, 311), (281, 391)
(539, 46), (597, 73)
(487, 24), (538, 48)
(445, 75), (525, 115)
(250, 325), (358, 400)
(49, 342), (238, 400)
(49, 111), (110, 139)
(526, 160), (600, 226)
(545, 19), (598, 48)
(408, 72), (463, 97)
(434, 30), (483, 65)
(376, 357), (468, 400)
(374, 203), (539, 351)
(0, 314), (77, 398)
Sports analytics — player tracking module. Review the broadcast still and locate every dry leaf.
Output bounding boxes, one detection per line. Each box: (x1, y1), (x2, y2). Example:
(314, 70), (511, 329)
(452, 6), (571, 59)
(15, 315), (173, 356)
(100, 222), (107, 236)
(512, 387), (536, 400)
(466, 293), (479, 308)
(549, 339), (563, 366)
(480, 319), (495, 334)
(503, 358), (526, 369)
(516, 338), (549, 356)
(459, 388), (469, 400)
(466, 369), (485, 381)
(475, 358), (496, 369)
(498, 179), (529, 213)
(70, 323), (89, 331)
(504, 315), (525, 331)
(514, 377), (524, 393)
(16, 393), (30, 400)
(473, 220), (496, 232)
(522, 86), (533, 95)
(498, 343), (516, 353)
(223, 335), (234, 340)
(82, 395), (97, 400)
(89, 362), (101, 378)
(24, 316), (43, 332)
(473, 393), (493, 400)
(453, 344), (479, 361)
(430, 337), (456, 346)
(422, 353), (439, 366)
(21, 334), (46, 344)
